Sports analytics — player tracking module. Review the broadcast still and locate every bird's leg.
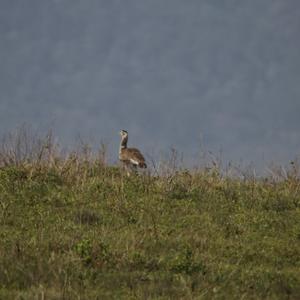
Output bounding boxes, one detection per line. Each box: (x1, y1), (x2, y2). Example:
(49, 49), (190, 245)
(126, 166), (131, 177)
(123, 162), (131, 177)
(132, 164), (138, 175)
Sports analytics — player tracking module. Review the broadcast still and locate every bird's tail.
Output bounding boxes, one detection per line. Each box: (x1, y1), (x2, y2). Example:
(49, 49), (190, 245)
(139, 162), (147, 168)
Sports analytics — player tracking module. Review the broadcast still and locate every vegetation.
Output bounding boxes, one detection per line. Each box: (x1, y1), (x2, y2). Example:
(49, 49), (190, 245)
(0, 129), (300, 299)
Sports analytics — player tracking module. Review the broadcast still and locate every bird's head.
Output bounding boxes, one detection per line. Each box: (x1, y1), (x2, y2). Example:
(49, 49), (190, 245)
(120, 130), (128, 138)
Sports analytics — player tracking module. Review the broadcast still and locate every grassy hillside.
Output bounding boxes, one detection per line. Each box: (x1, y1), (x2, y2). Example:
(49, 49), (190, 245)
(0, 134), (299, 299)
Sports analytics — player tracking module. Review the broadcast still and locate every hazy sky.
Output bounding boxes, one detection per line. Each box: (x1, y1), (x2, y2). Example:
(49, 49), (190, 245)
(1, 1), (300, 168)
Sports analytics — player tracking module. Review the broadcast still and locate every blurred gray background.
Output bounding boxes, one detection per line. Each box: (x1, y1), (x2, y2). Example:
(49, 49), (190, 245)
(1, 0), (300, 168)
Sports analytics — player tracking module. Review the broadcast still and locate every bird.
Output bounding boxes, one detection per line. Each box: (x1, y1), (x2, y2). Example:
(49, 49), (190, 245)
(119, 130), (147, 174)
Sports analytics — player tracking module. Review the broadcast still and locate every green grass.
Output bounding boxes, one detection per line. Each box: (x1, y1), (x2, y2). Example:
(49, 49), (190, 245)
(0, 159), (300, 299)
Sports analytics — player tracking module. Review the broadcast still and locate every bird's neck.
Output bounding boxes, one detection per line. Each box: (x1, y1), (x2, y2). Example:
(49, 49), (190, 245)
(119, 136), (128, 153)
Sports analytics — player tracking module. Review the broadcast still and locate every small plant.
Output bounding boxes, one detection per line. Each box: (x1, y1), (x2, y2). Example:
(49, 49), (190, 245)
(169, 246), (207, 275)
(74, 238), (93, 265)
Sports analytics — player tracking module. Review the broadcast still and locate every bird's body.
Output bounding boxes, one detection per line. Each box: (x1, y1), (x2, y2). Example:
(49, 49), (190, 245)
(119, 130), (147, 171)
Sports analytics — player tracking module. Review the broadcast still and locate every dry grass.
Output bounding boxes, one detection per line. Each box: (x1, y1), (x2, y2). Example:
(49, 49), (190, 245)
(0, 128), (299, 299)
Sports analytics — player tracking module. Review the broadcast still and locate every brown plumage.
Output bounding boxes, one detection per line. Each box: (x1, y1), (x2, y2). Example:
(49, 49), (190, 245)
(119, 130), (147, 169)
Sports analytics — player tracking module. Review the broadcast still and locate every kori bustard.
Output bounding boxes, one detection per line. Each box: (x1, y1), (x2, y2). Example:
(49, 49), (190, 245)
(119, 130), (147, 173)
